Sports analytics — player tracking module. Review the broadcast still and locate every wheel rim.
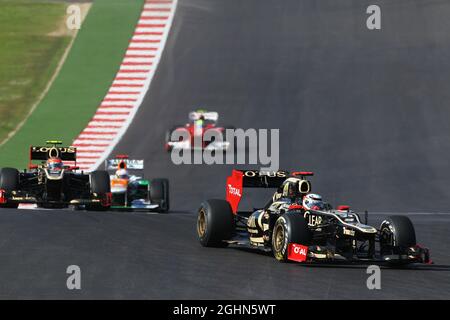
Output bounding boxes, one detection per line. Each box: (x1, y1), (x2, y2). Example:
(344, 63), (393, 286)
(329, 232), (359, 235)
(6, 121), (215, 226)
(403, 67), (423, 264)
(197, 209), (207, 238)
(273, 224), (285, 252)
(381, 226), (394, 246)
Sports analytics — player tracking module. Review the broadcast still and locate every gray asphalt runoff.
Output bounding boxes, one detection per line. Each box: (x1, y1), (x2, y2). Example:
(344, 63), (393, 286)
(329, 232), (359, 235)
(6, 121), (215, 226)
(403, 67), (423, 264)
(1, 0), (450, 299)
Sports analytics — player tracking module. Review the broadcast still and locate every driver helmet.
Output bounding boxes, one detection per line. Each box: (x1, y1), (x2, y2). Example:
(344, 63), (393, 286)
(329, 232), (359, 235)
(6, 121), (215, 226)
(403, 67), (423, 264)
(47, 157), (63, 171)
(194, 115), (205, 134)
(115, 169), (129, 180)
(303, 193), (324, 210)
(195, 115), (205, 125)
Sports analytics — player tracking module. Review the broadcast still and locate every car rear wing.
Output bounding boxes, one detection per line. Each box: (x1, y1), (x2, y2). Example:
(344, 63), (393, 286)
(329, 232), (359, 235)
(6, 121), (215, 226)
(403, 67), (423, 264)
(225, 170), (314, 213)
(226, 170), (287, 214)
(29, 145), (77, 168)
(189, 111), (218, 122)
(105, 159), (144, 171)
(239, 170), (289, 188)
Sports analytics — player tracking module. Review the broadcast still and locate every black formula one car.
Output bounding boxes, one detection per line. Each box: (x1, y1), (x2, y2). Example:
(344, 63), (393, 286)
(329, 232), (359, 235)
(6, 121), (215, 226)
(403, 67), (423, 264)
(197, 170), (431, 266)
(0, 141), (111, 210)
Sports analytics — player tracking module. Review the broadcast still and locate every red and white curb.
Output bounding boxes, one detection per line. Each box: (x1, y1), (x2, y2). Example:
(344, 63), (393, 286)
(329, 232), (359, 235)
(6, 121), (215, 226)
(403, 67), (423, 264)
(71, 0), (178, 172)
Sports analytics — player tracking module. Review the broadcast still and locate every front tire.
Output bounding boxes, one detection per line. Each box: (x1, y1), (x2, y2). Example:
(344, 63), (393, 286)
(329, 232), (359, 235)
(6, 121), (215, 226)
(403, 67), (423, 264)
(380, 215), (416, 256)
(150, 178), (169, 213)
(87, 171), (111, 211)
(197, 199), (235, 247)
(272, 213), (312, 262)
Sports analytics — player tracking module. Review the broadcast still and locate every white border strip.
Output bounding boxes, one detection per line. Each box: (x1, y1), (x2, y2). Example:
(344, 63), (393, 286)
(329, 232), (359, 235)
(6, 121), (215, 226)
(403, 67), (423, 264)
(72, 0), (178, 171)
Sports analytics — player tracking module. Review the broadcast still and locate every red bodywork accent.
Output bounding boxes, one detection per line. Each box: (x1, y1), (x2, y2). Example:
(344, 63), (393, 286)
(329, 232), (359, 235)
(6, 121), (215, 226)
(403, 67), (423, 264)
(288, 204), (304, 211)
(226, 170), (243, 214)
(0, 189), (7, 204)
(174, 123), (224, 149)
(292, 171), (314, 177)
(115, 154), (129, 159)
(337, 205), (350, 211)
(101, 192), (112, 207)
(187, 123), (223, 148)
(288, 243), (309, 262)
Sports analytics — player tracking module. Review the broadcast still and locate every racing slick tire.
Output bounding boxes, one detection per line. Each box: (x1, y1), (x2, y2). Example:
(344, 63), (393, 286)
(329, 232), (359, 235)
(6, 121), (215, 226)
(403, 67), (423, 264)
(380, 215), (416, 259)
(222, 126), (238, 153)
(150, 178), (170, 213)
(272, 213), (312, 262)
(0, 168), (19, 208)
(86, 170), (111, 211)
(197, 199), (235, 247)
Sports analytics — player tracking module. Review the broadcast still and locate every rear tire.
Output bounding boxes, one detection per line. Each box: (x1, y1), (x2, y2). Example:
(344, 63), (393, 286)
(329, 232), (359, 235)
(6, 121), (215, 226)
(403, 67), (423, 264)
(165, 125), (184, 152)
(223, 126), (237, 154)
(272, 213), (312, 262)
(197, 199), (235, 247)
(87, 171), (110, 211)
(90, 171), (110, 194)
(165, 130), (173, 152)
(0, 168), (19, 208)
(150, 178), (169, 213)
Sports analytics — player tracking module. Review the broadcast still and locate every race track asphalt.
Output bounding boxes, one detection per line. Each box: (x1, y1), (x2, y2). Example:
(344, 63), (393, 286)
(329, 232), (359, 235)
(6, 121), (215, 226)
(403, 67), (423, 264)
(1, 0), (450, 299)
(0, 209), (448, 299)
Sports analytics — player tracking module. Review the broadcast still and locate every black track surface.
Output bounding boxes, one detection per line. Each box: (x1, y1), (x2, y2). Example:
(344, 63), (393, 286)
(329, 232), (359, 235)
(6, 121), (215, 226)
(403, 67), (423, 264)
(0, 210), (448, 299)
(1, 0), (450, 299)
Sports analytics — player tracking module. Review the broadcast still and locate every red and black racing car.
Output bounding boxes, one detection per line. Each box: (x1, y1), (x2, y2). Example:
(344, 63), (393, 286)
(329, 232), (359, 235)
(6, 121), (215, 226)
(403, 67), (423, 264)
(0, 141), (111, 210)
(196, 169), (431, 266)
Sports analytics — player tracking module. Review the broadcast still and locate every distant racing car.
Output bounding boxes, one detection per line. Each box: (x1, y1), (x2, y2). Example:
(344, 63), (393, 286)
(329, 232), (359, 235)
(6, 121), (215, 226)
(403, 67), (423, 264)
(0, 141), (111, 210)
(165, 109), (234, 152)
(105, 155), (169, 212)
(197, 169), (431, 266)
